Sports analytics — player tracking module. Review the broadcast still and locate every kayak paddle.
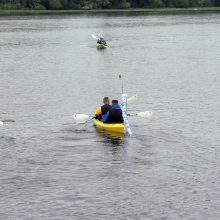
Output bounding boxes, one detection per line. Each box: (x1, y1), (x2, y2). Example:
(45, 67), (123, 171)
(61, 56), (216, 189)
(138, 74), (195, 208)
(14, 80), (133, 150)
(127, 95), (138, 104)
(128, 111), (153, 118)
(73, 111), (152, 124)
(73, 114), (92, 124)
(92, 34), (98, 40)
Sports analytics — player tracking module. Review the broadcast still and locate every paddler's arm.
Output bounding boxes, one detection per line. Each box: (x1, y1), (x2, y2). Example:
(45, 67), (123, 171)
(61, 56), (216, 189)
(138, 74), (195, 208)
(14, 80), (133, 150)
(95, 107), (102, 119)
(102, 112), (109, 123)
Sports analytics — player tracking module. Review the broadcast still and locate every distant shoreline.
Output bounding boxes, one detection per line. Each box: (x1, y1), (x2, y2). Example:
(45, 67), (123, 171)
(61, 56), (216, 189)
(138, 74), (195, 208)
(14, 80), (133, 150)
(1, 7), (220, 16)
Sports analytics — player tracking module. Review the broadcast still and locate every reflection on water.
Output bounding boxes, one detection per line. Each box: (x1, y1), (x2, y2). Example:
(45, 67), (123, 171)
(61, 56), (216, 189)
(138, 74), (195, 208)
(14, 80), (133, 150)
(95, 127), (129, 165)
(95, 127), (124, 143)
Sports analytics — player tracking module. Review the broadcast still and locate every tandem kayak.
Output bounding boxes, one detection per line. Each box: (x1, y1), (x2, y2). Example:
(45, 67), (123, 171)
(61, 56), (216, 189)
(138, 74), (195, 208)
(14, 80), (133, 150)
(93, 119), (125, 134)
(96, 44), (107, 50)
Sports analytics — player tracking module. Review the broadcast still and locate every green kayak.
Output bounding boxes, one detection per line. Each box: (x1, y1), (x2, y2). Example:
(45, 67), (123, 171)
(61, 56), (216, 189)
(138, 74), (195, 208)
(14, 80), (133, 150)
(96, 44), (107, 50)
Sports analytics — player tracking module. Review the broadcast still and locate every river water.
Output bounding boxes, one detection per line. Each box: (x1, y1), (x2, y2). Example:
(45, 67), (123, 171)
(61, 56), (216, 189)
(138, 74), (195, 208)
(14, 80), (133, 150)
(0, 13), (220, 220)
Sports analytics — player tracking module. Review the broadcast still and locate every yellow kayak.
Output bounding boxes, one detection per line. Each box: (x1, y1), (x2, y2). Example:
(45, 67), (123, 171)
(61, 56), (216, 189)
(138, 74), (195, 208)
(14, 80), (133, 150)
(93, 119), (125, 134)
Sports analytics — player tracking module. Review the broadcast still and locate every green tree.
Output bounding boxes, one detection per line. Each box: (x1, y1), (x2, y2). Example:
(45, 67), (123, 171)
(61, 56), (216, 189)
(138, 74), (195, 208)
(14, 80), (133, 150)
(110, 0), (130, 8)
(149, 0), (165, 7)
(25, 0), (42, 8)
(0, 0), (218, 10)
(40, 0), (62, 9)
(91, 0), (111, 8)
(213, 0), (220, 6)
(170, 0), (189, 7)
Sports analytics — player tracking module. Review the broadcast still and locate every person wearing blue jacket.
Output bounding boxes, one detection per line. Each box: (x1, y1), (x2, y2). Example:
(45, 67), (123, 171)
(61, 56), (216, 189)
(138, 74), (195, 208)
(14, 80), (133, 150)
(102, 100), (124, 123)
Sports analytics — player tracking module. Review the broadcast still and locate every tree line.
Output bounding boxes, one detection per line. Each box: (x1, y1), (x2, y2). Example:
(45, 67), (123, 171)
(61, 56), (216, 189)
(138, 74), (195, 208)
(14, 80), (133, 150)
(0, 0), (220, 10)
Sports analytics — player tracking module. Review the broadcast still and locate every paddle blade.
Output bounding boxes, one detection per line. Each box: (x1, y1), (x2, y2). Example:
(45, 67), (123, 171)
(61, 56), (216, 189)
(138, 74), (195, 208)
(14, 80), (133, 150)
(136, 111), (153, 119)
(92, 34), (97, 40)
(0, 121), (3, 126)
(127, 95), (138, 104)
(73, 114), (90, 124)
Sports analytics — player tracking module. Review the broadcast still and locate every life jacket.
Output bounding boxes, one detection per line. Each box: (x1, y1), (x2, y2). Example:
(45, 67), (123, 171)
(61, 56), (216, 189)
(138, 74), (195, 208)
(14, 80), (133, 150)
(96, 104), (111, 120)
(102, 104), (124, 123)
(101, 104), (111, 115)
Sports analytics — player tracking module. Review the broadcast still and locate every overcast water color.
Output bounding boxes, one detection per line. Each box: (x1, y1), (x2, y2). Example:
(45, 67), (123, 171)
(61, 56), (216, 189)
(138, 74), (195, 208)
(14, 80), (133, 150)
(0, 13), (220, 219)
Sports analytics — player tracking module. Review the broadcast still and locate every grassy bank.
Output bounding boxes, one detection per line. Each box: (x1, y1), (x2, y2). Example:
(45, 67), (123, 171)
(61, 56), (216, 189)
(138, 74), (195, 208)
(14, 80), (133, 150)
(0, 7), (220, 16)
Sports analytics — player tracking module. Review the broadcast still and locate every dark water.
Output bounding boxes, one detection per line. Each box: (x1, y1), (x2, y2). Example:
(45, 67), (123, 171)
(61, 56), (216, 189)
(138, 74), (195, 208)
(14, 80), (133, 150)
(0, 13), (220, 219)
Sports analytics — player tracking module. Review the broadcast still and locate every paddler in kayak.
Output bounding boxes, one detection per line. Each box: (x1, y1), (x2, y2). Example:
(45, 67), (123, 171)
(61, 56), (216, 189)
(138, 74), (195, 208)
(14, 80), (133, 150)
(95, 97), (111, 121)
(97, 37), (107, 46)
(102, 100), (124, 124)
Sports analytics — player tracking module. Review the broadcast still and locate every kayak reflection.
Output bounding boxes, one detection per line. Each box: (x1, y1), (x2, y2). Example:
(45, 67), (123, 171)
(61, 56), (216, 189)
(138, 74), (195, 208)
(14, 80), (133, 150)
(94, 127), (124, 145)
(94, 127), (129, 163)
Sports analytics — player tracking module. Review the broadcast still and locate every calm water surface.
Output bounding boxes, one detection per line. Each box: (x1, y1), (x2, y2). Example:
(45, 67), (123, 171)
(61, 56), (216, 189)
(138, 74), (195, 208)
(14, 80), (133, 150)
(0, 13), (220, 219)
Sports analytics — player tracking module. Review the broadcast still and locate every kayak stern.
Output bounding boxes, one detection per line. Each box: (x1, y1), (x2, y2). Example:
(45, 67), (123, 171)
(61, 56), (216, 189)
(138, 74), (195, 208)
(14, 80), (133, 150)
(93, 119), (125, 134)
(96, 44), (107, 50)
